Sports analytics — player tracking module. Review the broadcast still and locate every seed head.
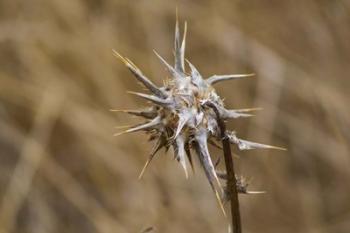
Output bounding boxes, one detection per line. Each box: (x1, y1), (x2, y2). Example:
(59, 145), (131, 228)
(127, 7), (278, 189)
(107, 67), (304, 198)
(112, 17), (285, 211)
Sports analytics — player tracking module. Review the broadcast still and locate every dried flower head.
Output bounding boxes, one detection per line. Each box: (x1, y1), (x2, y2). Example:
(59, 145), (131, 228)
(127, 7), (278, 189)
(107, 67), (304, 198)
(112, 17), (285, 211)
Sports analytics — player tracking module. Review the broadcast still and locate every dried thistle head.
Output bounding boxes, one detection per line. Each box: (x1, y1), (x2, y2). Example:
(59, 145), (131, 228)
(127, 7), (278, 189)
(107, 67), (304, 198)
(113, 17), (285, 211)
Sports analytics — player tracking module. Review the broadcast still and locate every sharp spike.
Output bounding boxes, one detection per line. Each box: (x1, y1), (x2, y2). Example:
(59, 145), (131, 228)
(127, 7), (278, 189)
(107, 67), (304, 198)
(233, 107), (263, 113)
(112, 50), (129, 65)
(175, 135), (188, 178)
(187, 60), (200, 77)
(153, 50), (183, 79)
(186, 60), (207, 87)
(174, 11), (187, 74)
(221, 109), (254, 119)
(114, 125), (134, 129)
(195, 129), (223, 191)
(227, 131), (287, 151)
(184, 143), (195, 173)
(215, 189), (227, 216)
(114, 116), (161, 136)
(113, 50), (167, 98)
(174, 12), (183, 73)
(215, 104), (254, 119)
(195, 128), (225, 215)
(113, 131), (126, 137)
(175, 14), (180, 48)
(238, 139), (287, 151)
(138, 136), (166, 179)
(206, 73), (255, 85)
(138, 157), (154, 180)
(245, 191), (267, 194)
(174, 112), (190, 139)
(180, 21), (187, 71)
(128, 91), (172, 106)
(110, 108), (157, 119)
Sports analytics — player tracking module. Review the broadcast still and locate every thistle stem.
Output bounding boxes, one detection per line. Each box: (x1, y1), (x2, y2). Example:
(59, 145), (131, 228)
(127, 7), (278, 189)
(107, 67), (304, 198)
(207, 102), (242, 233)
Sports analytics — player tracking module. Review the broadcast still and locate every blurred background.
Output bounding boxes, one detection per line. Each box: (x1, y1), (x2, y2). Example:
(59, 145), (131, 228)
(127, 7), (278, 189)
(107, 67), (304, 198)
(1, 0), (350, 232)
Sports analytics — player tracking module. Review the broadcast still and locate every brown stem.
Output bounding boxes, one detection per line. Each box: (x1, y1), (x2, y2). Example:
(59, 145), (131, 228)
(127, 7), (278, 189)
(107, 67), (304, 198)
(206, 102), (242, 233)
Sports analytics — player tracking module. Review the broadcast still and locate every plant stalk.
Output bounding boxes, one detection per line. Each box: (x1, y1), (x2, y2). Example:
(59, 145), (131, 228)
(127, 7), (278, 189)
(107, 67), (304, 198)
(207, 102), (242, 233)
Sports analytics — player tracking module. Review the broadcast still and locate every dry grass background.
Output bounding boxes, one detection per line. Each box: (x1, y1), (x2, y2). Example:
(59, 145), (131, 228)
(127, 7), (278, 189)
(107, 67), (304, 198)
(0, 0), (350, 232)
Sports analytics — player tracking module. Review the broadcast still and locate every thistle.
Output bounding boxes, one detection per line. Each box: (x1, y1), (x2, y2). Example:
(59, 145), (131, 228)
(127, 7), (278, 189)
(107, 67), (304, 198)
(112, 17), (285, 217)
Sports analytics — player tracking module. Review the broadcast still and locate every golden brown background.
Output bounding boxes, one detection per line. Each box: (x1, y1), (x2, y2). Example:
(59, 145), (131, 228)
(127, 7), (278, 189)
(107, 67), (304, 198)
(1, 0), (350, 232)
